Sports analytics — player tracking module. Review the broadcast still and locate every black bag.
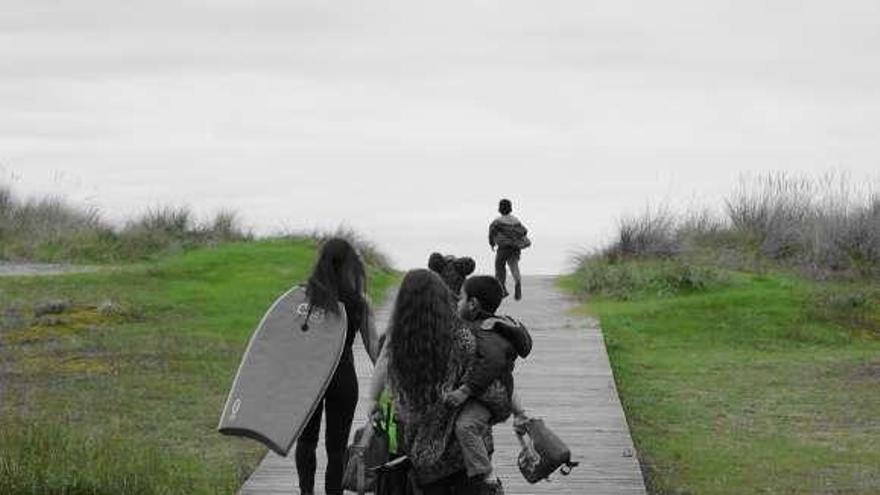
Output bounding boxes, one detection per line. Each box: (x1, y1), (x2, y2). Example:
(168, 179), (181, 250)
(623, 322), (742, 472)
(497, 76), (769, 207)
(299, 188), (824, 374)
(516, 235), (532, 249)
(374, 456), (420, 495)
(343, 423), (390, 494)
(515, 418), (578, 483)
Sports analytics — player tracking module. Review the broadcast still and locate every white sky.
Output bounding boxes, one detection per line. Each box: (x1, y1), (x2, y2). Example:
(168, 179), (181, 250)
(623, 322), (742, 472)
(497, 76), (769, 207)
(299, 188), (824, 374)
(2, 0), (880, 274)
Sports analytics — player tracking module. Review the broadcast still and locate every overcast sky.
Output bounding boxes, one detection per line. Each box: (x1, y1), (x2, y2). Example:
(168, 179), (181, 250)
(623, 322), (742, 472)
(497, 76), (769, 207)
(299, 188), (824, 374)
(2, 1), (880, 273)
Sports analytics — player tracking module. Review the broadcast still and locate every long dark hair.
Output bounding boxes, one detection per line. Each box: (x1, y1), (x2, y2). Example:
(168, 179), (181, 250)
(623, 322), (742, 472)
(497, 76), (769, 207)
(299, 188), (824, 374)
(388, 269), (456, 410)
(306, 238), (367, 325)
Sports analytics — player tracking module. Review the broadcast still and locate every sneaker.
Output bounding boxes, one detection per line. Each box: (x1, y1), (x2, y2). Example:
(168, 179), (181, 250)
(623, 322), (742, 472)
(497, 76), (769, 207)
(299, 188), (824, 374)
(501, 286), (510, 298)
(514, 281), (522, 301)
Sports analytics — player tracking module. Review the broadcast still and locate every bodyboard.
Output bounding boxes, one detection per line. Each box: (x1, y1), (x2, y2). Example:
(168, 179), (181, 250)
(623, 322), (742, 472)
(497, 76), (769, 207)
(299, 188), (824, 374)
(218, 286), (347, 456)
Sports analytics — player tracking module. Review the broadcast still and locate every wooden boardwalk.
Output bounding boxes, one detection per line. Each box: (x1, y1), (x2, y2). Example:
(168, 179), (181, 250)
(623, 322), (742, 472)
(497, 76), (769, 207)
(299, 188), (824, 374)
(239, 276), (646, 495)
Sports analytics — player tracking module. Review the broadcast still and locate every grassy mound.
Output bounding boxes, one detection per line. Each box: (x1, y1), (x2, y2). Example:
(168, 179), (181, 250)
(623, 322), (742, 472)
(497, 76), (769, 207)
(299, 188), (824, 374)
(567, 271), (880, 494)
(566, 172), (880, 493)
(0, 238), (398, 494)
(594, 172), (880, 279)
(0, 184), (251, 263)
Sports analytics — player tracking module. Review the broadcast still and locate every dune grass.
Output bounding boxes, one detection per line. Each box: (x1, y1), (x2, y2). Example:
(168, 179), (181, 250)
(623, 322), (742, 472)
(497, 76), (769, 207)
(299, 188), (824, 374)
(0, 238), (398, 494)
(0, 184), (251, 263)
(563, 263), (880, 494)
(566, 172), (880, 493)
(593, 172), (880, 279)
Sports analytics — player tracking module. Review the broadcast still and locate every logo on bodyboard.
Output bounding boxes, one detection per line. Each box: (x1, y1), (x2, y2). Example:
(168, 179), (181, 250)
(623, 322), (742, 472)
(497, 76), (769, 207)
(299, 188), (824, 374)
(296, 303), (326, 321)
(296, 303), (326, 331)
(230, 398), (242, 421)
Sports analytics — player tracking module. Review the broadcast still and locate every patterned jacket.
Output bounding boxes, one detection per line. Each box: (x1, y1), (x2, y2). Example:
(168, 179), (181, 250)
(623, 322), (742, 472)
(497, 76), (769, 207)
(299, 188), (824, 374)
(393, 325), (506, 484)
(489, 214), (528, 248)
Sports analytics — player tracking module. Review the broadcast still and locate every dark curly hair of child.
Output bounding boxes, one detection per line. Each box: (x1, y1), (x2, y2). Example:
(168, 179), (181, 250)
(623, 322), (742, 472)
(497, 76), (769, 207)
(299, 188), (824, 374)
(388, 269), (457, 411)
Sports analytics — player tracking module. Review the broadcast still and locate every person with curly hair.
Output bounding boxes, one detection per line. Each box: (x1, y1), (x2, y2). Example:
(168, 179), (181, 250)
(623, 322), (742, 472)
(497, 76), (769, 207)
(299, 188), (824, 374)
(366, 269), (505, 494)
(295, 238), (380, 495)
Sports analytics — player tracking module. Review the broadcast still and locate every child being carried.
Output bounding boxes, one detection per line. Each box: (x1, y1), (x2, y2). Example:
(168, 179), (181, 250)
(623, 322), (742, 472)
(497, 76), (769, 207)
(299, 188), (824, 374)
(443, 275), (532, 495)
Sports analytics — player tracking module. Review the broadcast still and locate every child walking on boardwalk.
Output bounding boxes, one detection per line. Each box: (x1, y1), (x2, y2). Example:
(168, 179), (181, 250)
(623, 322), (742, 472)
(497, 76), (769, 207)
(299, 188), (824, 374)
(488, 199), (529, 300)
(443, 275), (532, 495)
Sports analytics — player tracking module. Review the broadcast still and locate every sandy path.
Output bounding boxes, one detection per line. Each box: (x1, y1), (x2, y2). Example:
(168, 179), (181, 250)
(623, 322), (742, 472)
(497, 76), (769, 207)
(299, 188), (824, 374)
(0, 262), (101, 277)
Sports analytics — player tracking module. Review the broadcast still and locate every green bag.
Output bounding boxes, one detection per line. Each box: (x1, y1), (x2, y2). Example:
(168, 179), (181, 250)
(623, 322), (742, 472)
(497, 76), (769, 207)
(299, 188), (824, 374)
(341, 389), (401, 494)
(342, 422), (387, 494)
(378, 389), (398, 455)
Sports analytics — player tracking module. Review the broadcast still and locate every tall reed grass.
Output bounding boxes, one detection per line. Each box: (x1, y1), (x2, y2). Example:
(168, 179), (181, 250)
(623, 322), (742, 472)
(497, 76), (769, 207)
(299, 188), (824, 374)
(0, 185), (395, 269)
(576, 172), (880, 291)
(0, 185), (251, 263)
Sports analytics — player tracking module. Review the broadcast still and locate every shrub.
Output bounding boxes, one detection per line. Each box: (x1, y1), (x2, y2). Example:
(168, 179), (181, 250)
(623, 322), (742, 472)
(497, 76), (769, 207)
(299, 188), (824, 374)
(835, 199), (880, 275)
(123, 206), (193, 240)
(578, 172), (880, 283)
(202, 210), (250, 243)
(604, 208), (679, 261)
(571, 256), (728, 300)
(0, 188), (116, 262)
(1, 183), (394, 267)
(806, 286), (880, 337)
(724, 173), (818, 261)
(0, 185), (13, 215)
(1, 187), (253, 263)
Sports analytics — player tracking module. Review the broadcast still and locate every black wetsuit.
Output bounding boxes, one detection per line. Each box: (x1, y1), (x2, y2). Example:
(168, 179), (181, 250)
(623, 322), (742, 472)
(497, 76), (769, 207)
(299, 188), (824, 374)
(295, 296), (363, 495)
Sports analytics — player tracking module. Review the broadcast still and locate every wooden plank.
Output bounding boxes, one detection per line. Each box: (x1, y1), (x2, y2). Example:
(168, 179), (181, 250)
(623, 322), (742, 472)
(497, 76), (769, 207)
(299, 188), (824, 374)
(238, 276), (647, 495)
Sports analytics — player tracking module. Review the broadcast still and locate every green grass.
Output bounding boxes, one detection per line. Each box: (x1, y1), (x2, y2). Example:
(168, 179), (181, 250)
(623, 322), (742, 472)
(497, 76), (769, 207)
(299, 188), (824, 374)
(0, 238), (398, 494)
(562, 267), (880, 494)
